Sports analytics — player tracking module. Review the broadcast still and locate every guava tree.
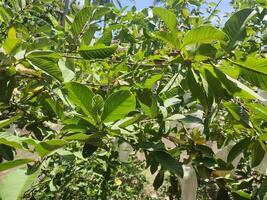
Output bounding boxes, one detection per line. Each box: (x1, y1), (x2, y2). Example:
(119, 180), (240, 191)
(0, 0), (267, 199)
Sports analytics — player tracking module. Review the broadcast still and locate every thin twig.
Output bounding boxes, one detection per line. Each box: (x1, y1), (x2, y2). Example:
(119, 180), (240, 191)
(205, 0), (223, 23)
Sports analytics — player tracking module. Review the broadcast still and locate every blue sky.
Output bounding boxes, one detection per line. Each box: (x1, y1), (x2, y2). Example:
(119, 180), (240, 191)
(119, 0), (154, 9)
(118, 0), (233, 24)
(119, 0), (232, 13)
(77, 0), (233, 20)
(78, 0), (232, 11)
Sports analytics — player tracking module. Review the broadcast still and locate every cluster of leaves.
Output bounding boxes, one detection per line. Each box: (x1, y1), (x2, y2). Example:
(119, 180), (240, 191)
(26, 152), (149, 199)
(0, 0), (267, 199)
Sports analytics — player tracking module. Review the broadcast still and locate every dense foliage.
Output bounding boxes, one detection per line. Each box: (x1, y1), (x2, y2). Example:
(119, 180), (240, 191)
(0, 0), (267, 199)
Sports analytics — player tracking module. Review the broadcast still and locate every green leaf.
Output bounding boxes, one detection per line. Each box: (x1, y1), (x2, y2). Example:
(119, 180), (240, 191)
(0, 145), (14, 161)
(71, 7), (93, 38)
(0, 76), (15, 104)
(64, 82), (94, 117)
(144, 74), (162, 89)
(247, 103), (267, 121)
(223, 9), (256, 51)
(91, 7), (110, 21)
(227, 138), (251, 163)
(0, 5), (13, 24)
(117, 115), (145, 128)
(101, 90), (136, 123)
(198, 44), (217, 59)
(27, 56), (63, 82)
(216, 188), (231, 200)
(234, 57), (267, 90)
(0, 115), (21, 129)
(154, 30), (180, 48)
(35, 139), (68, 158)
(160, 73), (182, 94)
(82, 143), (98, 158)
(195, 145), (214, 157)
(201, 65), (225, 99)
(10, 0), (26, 12)
(214, 67), (265, 101)
(91, 94), (104, 119)
(81, 25), (99, 45)
(96, 30), (112, 46)
(152, 151), (183, 178)
(0, 132), (37, 149)
(63, 132), (103, 142)
(251, 140), (265, 168)
(237, 57), (267, 76)
(79, 45), (117, 60)
(153, 171), (164, 190)
(26, 51), (61, 59)
(223, 102), (252, 128)
(0, 159), (34, 172)
(3, 38), (21, 55)
(187, 68), (208, 108)
(58, 58), (75, 83)
(2, 28), (22, 55)
(44, 98), (65, 120)
(71, 6), (110, 39)
(232, 190), (251, 200)
(137, 90), (159, 118)
(259, 178), (267, 200)
(183, 26), (228, 47)
(153, 7), (177, 30)
(0, 167), (40, 200)
(63, 133), (92, 141)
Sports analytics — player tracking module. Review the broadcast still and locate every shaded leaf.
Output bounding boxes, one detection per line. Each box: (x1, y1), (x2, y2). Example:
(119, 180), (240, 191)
(187, 68), (208, 108)
(82, 143), (98, 158)
(214, 67), (265, 101)
(79, 45), (117, 59)
(0, 145), (14, 161)
(223, 102), (252, 128)
(251, 140), (265, 168)
(153, 171), (164, 190)
(227, 138), (251, 163)
(223, 9), (256, 51)
(259, 178), (267, 200)
(137, 89), (159, 118)
(152, 151), (183, 178)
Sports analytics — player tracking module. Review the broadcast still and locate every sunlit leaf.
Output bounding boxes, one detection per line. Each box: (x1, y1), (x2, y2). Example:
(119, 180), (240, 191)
(183, 26), (228, 47)
(101, 90), (136, 123)
(0, 166), (40, 200)
(153, 7), (177, 30)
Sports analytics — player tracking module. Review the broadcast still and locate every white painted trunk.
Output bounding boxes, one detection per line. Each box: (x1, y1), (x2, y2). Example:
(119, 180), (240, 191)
(178, 163), (198, 200)
(118, 142), (133, 163)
